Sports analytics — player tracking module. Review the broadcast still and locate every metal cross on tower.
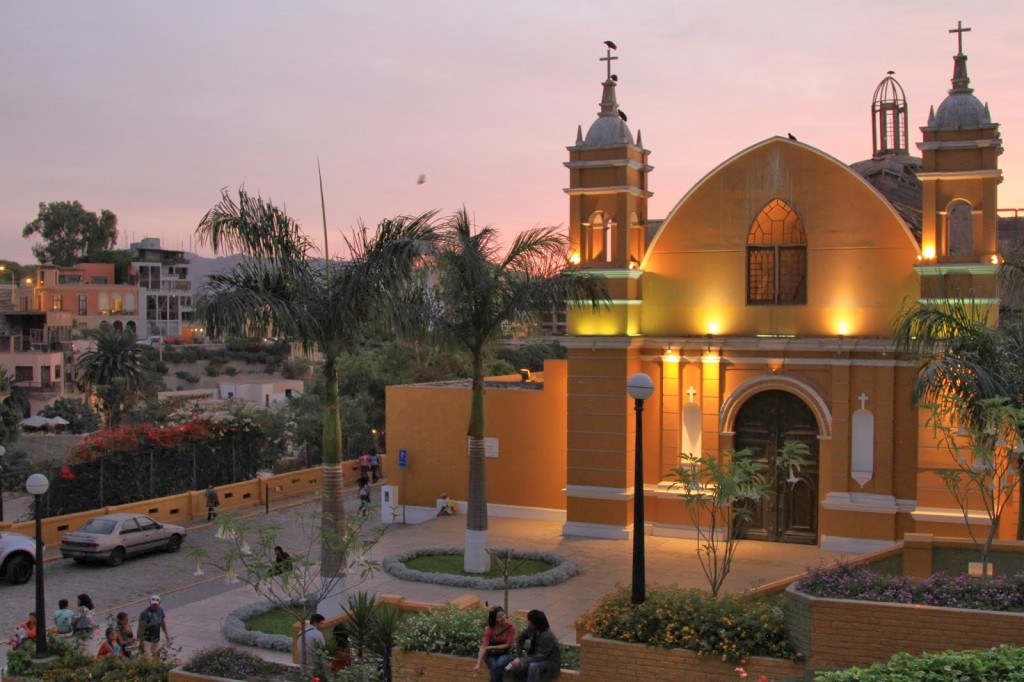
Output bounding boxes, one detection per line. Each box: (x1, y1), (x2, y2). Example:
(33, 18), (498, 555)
(949, 20), (971, 55)
(600, 48), (618, 81)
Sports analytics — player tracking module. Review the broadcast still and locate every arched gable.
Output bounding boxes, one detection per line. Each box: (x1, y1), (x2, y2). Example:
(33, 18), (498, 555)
(645, 136), (921, 259)
(720, 374), (833, 440)
(636, 136), (922, 337)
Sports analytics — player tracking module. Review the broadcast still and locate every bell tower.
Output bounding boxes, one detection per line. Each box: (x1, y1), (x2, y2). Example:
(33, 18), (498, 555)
(916, 21), (1003, 307)
(566, 44), (653, 271)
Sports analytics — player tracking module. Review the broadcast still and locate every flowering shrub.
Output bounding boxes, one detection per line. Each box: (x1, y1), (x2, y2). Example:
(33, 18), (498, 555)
(6, 634), (173, 680)
(795, 564), (1024, 611)
(395, 606), (581, 670)
(395, 605), (491, 657)
(816, 644), (1024, 681)
(40, 404), (270, 515)
(383, 546), (580, 589)
(574, 585), (798, 664)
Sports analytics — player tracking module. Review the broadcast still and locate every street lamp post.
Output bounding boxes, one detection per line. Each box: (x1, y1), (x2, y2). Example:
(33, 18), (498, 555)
(626, 372), (654, 605)
(25, 473), (50, 658)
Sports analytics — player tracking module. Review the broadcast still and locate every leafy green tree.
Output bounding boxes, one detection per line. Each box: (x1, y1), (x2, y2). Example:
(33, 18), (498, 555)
(194, 187), (434, 575)
(75, 323), (152, 426)
(22, 200), (118, 265)
(668, 443), (809, 597)
(0, 367), (22, 453)
(39, 397), (101, 434)
(408, 208), (606, 572)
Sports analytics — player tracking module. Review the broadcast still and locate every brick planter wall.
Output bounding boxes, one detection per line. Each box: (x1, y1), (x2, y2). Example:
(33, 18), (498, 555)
(785, 584), (1024, 673)
(578, 636), (804, 681)
(391, 639), (800, 681)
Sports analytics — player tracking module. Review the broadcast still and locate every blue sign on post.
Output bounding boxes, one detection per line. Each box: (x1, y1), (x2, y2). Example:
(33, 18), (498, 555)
(398, 449), (408, 469)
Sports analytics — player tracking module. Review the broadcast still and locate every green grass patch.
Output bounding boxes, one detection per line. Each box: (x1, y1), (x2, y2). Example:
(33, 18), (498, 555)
(243, 607), (312, 636)
(405, 554), (553, 578)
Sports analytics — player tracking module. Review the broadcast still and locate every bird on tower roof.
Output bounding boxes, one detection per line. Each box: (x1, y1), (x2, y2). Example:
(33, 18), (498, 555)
(578, 41), (635, 147)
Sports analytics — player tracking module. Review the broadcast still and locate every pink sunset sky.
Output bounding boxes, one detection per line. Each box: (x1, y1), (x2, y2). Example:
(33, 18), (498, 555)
(2, 1), (1023, 264)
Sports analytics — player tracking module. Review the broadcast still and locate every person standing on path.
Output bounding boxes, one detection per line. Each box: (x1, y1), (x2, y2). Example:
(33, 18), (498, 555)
(358, 451), (371, 480)
(369, 449), (380, 483)
(300, 613), (327, 673)
(358, 476), (371, 517)
(205, 484), (219, 521)
(138, 595), (171, 659)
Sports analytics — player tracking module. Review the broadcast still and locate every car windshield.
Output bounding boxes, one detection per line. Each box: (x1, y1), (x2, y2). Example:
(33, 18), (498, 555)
(79, 519), (118, 535)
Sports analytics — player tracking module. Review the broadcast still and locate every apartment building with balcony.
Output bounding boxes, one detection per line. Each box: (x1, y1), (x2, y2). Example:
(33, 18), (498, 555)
(131, 238), (197, 341)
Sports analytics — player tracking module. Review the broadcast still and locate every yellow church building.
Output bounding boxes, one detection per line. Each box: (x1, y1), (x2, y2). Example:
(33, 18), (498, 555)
(386, 27), (1015, 553)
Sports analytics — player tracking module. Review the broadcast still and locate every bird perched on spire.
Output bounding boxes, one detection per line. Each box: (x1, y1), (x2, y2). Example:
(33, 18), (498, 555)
(611, 74), (618, 82)
(618, 110), (628, 122)
(787, 133), (797, 141)
(604, 40), (617, 50)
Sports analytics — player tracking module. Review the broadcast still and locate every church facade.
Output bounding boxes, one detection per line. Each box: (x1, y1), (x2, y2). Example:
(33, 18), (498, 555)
(386, 27), (1012, 552)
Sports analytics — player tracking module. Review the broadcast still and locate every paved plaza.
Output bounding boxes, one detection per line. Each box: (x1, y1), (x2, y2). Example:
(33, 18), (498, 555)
(1, 483), (846, 667)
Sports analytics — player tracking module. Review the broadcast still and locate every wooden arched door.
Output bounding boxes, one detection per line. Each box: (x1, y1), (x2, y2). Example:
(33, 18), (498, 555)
(733, 390), (819, 544)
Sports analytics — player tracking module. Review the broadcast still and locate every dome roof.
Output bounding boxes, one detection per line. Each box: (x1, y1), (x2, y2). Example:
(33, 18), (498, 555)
(933, 91), (990, 129)
(584, 114), (633, 146)
(928, 52), (993, 130)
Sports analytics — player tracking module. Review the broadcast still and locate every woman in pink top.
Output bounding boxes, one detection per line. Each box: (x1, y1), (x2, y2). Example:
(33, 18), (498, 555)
(474, 606), (516, 681)
(358, 451), (371, 479)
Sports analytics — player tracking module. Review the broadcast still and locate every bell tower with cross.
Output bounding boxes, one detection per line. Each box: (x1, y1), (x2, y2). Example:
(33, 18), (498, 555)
(917, 21), (1003, 312)
(565, 42), (653, 278)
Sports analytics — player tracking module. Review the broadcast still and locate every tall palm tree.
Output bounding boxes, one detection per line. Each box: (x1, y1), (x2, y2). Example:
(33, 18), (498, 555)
(75, 323), (151, 427)
(195, 187), (434, 575)
(414, 208), (606, 572)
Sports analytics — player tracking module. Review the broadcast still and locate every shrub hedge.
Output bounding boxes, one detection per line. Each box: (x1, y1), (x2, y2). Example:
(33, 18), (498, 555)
(574, 585), (797, 664)
(816, 645), (1024, 681)
(796, 564), (1024, 611)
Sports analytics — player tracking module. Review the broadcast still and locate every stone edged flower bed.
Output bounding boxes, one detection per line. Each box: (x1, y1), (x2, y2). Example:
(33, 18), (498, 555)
(383, 546), (581, 589)
(222, 598), (312, 651)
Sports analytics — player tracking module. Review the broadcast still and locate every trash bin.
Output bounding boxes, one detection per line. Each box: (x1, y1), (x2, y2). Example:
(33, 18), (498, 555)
(380, 484), (399, 524)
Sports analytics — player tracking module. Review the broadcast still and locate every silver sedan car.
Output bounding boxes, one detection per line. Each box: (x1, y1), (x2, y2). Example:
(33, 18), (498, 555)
(60, 513), (187, 566)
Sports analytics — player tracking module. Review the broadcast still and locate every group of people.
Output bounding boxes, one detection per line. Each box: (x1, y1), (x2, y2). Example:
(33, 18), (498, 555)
(299, 613), (352, 674)
(357, 449), (382, 483)
(9, 593), (170, 660)
(474, 607), (560, 682)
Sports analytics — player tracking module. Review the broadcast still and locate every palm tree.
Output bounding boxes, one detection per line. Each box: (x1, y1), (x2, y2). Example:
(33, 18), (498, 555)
(893, 255), (1024, 541)
(75, 323), (151, 427)
(195, 187), (434, 575)
(414, 208), (606, 572)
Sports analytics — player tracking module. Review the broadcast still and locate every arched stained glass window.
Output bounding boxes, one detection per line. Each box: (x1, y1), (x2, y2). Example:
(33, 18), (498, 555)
(747, 199), (807, 305)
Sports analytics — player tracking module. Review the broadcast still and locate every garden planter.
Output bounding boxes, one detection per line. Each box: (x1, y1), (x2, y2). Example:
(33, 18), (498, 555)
(785, 583), (1024, 673)
(391, 640), (800, 681)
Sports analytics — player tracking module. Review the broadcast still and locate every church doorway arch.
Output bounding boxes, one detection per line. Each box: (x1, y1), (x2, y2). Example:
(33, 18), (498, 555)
(733, 390), (819, 544)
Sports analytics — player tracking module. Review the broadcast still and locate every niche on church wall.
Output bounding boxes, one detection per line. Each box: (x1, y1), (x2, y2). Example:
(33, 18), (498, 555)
(681, 386), (702, 457)
(850, 395), (875, 487)
(946, 200), (974, 257)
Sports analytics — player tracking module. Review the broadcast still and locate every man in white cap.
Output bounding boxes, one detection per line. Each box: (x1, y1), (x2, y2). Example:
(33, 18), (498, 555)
(138, 595), (170, 658)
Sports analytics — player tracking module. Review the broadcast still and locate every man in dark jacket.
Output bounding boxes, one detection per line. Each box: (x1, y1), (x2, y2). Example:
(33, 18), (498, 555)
(509, 609), (560, 681)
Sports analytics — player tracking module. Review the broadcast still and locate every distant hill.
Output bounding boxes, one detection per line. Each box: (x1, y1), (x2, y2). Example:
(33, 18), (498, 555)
(185, 252), (246, 290)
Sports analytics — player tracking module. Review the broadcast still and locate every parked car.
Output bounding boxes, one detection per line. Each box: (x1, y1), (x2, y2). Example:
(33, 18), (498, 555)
(136, 336), (164, 347)
(60, 514), (186, 567)
(0, 531), (36, 584)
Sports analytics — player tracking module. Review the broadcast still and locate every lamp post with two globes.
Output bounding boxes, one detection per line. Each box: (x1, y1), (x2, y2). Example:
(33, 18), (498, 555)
(626, 373), (654, 605)
(26, 473), (50, 658)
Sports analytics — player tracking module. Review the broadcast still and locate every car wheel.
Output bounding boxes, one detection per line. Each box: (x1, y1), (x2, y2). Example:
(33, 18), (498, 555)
(6, 554), (33, 584)
(165, 534), (182, 553)
(107, 547), (126, 567)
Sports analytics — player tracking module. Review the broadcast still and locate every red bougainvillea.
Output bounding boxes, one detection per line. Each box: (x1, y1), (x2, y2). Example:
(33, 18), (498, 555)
(69, 421), (213, 463)
(59, 464), (75, 481)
